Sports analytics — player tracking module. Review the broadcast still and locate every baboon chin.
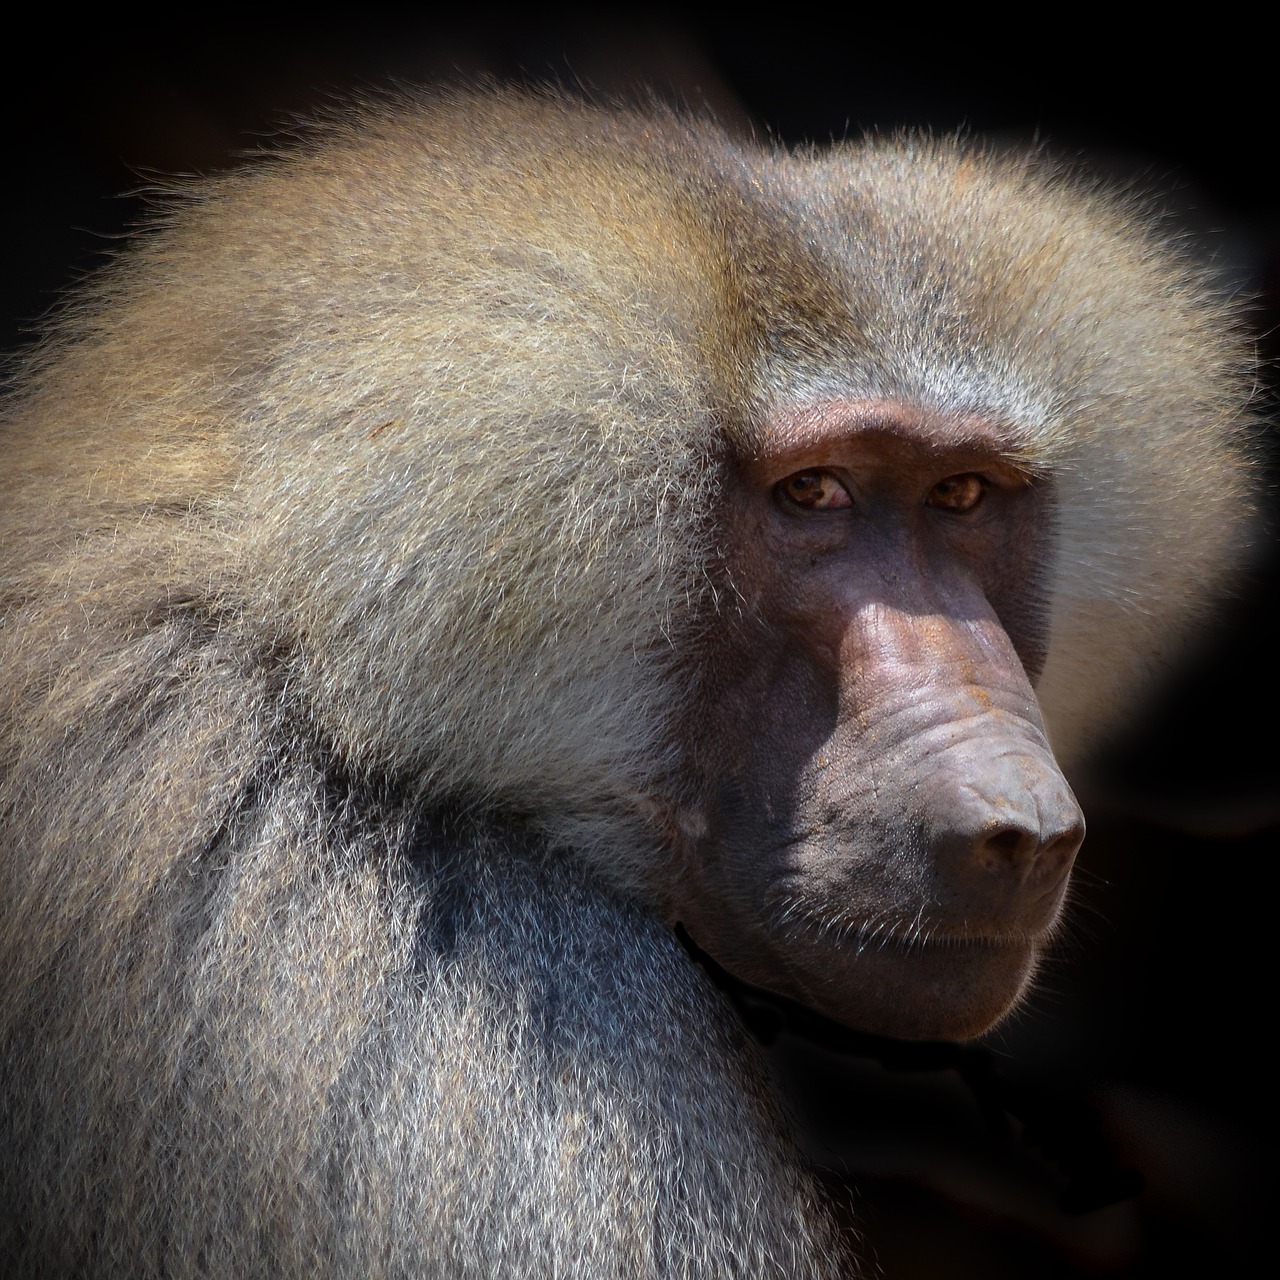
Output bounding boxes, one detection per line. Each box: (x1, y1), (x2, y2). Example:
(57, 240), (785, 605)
(0, 89), (1257, 1277)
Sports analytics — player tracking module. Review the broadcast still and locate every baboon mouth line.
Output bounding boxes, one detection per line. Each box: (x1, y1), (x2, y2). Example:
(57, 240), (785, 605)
(789, 914), (1040, 957)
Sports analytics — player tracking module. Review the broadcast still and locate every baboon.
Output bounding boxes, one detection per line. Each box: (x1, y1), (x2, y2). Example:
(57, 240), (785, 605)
(0, 89), (1257, 1277)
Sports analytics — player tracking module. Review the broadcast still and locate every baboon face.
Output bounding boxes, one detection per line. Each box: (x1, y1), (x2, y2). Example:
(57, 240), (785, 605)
(674, 400), (1083, 1041)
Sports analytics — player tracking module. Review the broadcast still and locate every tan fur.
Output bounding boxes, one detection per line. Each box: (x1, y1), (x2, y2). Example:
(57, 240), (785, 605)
(0, 89), (1257, 1277)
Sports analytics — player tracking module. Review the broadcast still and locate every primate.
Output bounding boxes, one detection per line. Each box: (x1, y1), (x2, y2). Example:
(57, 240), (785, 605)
(0, 89), (1257, 1277)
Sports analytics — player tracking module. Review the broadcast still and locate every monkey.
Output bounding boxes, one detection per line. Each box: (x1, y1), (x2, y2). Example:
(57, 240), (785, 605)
(0, 88), (1257, 1278)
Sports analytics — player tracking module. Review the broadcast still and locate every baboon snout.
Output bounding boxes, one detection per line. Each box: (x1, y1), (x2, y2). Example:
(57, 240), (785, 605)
(928, 747), (1085, 926)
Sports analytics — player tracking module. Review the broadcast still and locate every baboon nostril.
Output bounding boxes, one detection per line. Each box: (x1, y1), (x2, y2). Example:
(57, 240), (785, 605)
(1041, 822), (1087, 869)
(978, 816), (1085, 865)
(981, 825), (1039, 864)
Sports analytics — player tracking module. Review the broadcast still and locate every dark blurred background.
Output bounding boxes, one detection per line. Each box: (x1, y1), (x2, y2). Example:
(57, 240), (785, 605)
(4, 15), (1274, 1278)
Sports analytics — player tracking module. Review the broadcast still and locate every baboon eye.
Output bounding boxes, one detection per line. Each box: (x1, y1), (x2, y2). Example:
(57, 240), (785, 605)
(928, 473), (986, 513)
(777, 470), (852, 511)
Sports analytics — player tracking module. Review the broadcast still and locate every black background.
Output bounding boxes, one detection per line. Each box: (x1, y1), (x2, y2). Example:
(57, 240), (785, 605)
(4, 15), (1274, 1277)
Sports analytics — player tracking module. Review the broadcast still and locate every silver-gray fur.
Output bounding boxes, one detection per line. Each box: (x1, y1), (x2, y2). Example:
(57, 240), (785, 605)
(0, 90), (1257, 1277)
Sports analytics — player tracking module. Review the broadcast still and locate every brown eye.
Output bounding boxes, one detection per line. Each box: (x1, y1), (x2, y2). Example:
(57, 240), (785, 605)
(928, 473), (985, 513)
(777, 470), (852, 511)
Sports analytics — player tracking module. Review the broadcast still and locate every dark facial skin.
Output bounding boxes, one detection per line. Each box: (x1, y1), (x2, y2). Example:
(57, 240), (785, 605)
(674, 401), (1085, 1041)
